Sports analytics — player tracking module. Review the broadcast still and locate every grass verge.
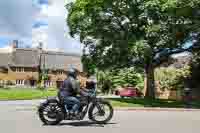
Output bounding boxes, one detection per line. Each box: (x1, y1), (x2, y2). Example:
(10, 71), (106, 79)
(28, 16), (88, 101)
(1, 88), (200, 109)
(0, 88), (57, 100)
(108, 98), (200, 108)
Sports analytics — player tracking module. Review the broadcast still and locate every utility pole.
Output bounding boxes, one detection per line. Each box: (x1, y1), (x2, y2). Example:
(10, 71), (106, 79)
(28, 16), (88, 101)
(38, 42), (43, 87)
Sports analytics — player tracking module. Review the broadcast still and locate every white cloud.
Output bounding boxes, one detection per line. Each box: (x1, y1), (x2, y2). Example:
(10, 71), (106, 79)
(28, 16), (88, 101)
(46, 0), (82, 54)
(36, 4), (48, 19)
(41, 5), (48, 16)
(48, 0), (65, 17)
(0, 0), (39, 38)
(0, 0), (82, 54)
(32, 26), (48, 49)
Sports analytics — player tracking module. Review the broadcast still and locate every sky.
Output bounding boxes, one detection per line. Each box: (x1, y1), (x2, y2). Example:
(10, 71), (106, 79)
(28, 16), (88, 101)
(0, 0), (82, 54)
(0, 0), (192, 56)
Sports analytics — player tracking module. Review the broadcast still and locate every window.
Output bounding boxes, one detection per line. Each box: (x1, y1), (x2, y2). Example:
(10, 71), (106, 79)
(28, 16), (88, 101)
(56, 81), (63, 88)
(57, 70), (64, 75)
(0, 80), (7, 85)
(45, 80), (52, 87)
(0, 80), (3, 85)
(15, 67), (24, 72)
(16, 80), (24, 85)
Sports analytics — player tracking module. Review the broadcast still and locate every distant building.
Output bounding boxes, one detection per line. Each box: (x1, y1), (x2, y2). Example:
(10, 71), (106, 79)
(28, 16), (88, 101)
(0, 40), (83, 88)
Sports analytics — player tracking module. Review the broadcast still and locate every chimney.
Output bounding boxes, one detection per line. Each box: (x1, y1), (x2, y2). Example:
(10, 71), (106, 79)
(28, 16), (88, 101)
(38, 42), (43, 50)
(11, 40), (18, 48)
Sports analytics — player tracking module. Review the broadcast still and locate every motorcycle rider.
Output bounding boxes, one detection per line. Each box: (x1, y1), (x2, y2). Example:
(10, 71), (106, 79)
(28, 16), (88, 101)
(58, 68), (83, 115)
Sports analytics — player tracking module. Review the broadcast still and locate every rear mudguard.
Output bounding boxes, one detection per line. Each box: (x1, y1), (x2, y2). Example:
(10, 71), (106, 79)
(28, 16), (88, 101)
(37, 97), (64, 124)
(38, 97), (61, 112)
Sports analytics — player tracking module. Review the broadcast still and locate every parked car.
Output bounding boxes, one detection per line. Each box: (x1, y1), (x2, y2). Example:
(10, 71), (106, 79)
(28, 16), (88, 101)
(115, 87), (144, 98)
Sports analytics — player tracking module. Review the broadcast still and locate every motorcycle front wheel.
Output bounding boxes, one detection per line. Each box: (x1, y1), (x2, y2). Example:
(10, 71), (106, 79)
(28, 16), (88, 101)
(88, 100), (113, 124)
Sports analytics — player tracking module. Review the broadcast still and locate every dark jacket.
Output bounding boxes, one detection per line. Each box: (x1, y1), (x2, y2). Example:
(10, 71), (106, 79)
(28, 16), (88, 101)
(59, 77), (80, 97)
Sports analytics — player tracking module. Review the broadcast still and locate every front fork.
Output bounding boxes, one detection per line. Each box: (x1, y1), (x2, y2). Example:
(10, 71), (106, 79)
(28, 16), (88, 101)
(93, 99), (105, 115)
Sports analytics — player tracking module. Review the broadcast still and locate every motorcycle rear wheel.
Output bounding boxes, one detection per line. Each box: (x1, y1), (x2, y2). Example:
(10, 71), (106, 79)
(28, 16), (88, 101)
(38, 102), (63, 125)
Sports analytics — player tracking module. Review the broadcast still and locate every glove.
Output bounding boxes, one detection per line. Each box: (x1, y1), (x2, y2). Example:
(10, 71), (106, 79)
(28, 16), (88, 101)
(88, 92), (95, 97)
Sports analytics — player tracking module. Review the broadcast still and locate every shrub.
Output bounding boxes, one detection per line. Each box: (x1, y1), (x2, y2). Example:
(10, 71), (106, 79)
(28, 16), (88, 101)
(6, 80), (15, 86)
(97, 67), (144, 93)
(110, 67), (144, 89)
(48, 87), (57, 91)
(155, 66), (191, 91)
(37, 86), (45, 91)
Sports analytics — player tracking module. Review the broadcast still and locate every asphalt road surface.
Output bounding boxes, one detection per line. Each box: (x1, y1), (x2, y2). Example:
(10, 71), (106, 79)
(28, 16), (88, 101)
(0, 101), (200, 133)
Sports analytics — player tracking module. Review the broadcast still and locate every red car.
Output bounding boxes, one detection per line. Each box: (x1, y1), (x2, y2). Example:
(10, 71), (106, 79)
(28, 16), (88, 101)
(115, 87), (144, 98)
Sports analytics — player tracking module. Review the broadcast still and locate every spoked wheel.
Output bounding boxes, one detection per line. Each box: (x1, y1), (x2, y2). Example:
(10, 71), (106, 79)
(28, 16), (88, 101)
(38, 102), (63, 125)
(89, 100), (113, 124)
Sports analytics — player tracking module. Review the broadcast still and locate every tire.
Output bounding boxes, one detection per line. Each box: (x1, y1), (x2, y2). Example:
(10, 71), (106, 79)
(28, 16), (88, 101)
(88, 100), (113, 124)
(38, 102), (63, 125)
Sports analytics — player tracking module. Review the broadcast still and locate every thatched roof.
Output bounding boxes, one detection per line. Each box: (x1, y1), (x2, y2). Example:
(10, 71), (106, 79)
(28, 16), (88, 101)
(0, 53), (11, 68)
(0, 48), (83, 71)
(10, 48), (39, 67)
(41, 51), (82, 71)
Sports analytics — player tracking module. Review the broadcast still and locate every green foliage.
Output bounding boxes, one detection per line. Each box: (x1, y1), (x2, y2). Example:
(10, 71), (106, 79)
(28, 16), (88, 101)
(189, 51), (200, 88)
(67, 0), (199, 68)
(96, 71), (112, 93)
(155, 66), (191, 90)
(37, 86), (45, 90)
(109, 98), (200, 108)
(82, 54), (97, 75)
(48, 87), (57, 91)
(41, 69), (49, 80)
(97, 67), (144, 93)
(67, 0), (200, 66)
(67, 0), (200, 98)
(111, 67), (144, 89)
(6, 80), (15, 86)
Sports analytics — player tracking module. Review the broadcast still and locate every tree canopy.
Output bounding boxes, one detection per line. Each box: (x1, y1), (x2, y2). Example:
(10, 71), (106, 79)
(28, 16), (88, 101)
(67, 0), (200, 98)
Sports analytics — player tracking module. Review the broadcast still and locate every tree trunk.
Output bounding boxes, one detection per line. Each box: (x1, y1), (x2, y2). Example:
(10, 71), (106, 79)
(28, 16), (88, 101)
(144, 63), (156, 99)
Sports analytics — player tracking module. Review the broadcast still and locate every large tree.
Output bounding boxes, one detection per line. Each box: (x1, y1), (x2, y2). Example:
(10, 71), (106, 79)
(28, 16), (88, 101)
(67, 0), (200, 99)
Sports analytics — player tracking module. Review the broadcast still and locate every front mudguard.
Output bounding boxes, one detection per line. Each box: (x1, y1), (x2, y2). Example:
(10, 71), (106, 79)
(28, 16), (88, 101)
(91, 97), (109, 104)
(88, 98), (110, 116)
(88, 98), (113, 123)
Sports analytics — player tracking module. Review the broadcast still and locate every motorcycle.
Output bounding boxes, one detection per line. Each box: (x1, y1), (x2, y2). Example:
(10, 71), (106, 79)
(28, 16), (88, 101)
(37, 86), (114, 125)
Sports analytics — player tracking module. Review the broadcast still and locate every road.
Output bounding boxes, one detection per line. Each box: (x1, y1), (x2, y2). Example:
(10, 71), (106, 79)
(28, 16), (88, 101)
(0, 101), (200, 133)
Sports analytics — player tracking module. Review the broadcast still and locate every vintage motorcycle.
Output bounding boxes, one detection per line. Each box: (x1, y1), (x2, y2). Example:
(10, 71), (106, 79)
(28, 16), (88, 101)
(37, 84), (113, 125)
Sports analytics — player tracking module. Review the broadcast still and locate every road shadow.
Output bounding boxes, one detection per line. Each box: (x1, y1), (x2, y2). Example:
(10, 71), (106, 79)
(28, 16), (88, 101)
(60, 121), (116, 127)
(44, 121), (117, 127)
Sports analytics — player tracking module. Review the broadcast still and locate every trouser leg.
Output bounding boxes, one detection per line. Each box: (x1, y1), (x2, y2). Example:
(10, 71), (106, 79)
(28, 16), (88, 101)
(65, 96), (80, 112)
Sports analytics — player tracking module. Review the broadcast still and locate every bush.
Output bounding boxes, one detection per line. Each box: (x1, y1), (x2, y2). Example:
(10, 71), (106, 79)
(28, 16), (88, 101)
(6, 80), (15, 86)
(110, 67), (144, 89)
(0, 85), (4, 88)
(37, 86), (45, 91)
(155, 66), (191, 91)
(189, 51), (200, 88)
(48, 87), (57, 91)
(97, 67), (144, 93)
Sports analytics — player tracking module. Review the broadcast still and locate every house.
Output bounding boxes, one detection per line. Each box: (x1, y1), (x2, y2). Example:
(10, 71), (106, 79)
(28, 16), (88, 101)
(0, 40), (83, 88)
(40, 51), (83, 88)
